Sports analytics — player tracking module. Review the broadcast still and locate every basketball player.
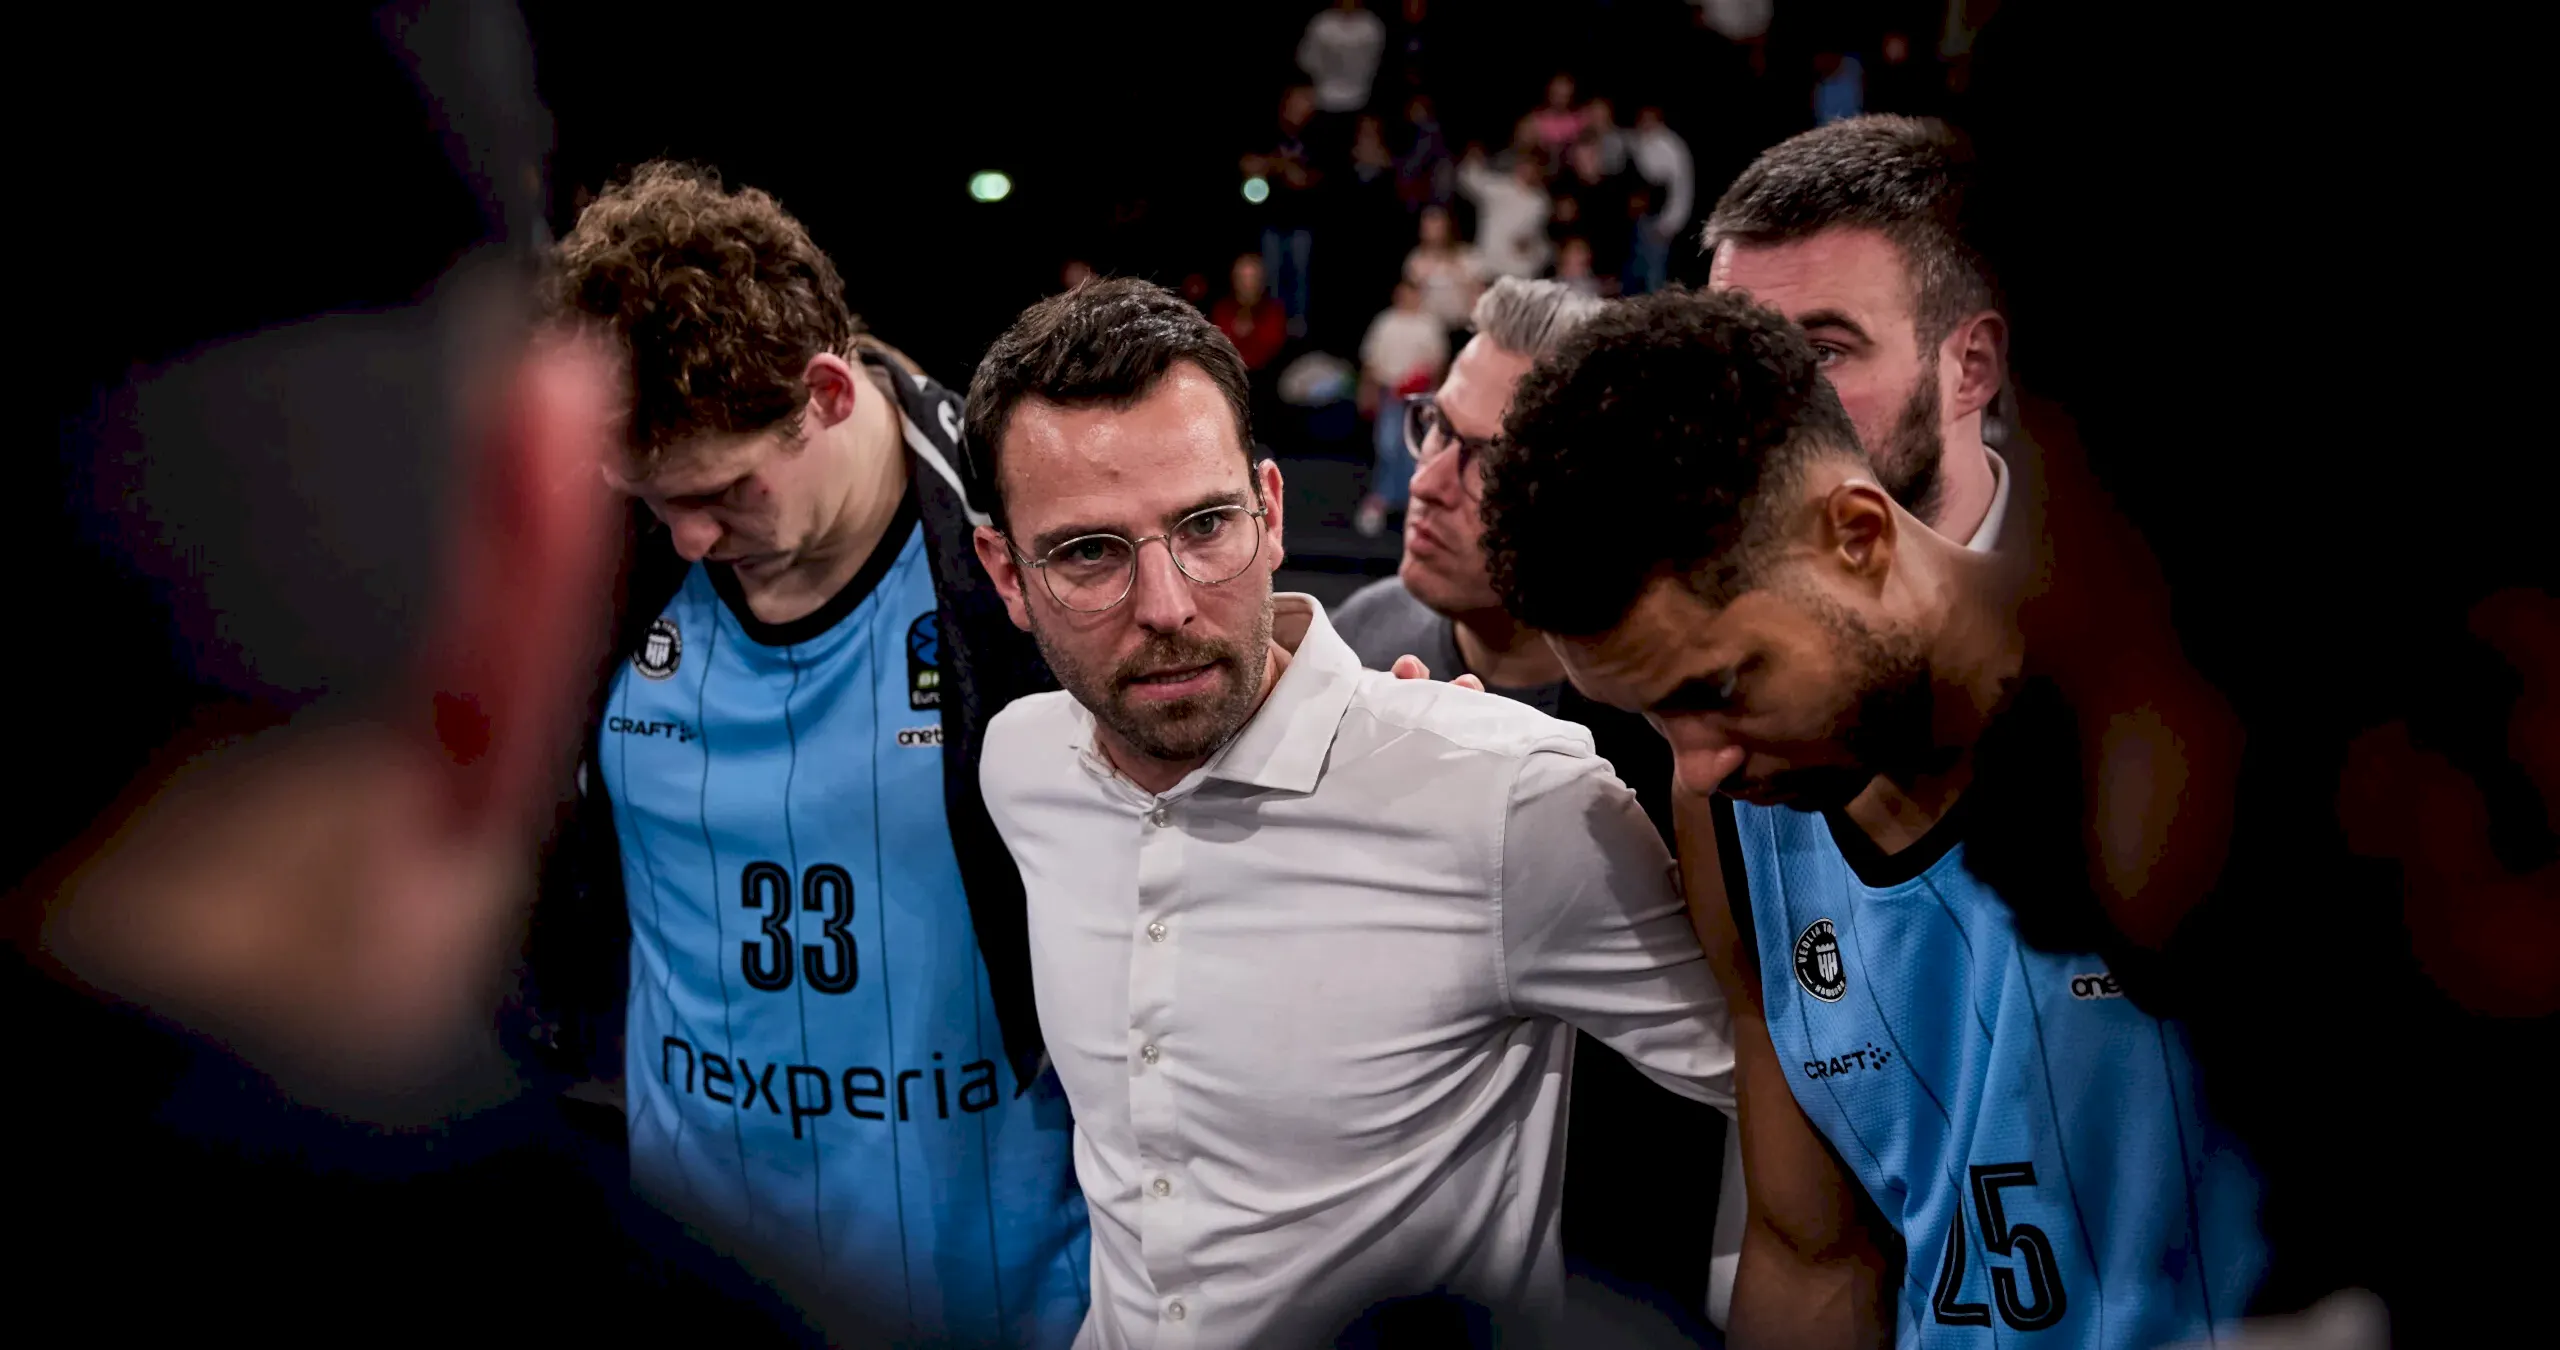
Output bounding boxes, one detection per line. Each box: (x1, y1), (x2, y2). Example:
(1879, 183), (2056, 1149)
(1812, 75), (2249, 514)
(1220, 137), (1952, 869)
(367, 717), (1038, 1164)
(1704, 115), (2008, 547)
(1478, 288), (2267, 1348)
(1333, 276), (1724, 1329)
(540, 165), (1087, 1345)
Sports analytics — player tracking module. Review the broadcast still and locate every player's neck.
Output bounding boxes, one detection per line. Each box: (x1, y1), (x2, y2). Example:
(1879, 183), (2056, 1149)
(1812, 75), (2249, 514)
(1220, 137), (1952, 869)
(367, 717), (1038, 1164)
(1843, 539), (2022, 853)
(734, 372), (908, 625)
(1452, 607), (1562, 688)
(1926, 415), (1998, 546)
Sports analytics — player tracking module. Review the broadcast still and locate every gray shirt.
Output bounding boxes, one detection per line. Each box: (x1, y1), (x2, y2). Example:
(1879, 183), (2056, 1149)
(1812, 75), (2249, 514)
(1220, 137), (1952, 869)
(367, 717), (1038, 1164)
(1333, 577), (1565, 716)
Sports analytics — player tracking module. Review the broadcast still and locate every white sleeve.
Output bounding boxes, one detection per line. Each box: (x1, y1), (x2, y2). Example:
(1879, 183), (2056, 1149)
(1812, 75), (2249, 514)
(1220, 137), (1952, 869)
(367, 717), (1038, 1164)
(1294, 19), (1324, 82)
(1498, 747), (1737, 1110)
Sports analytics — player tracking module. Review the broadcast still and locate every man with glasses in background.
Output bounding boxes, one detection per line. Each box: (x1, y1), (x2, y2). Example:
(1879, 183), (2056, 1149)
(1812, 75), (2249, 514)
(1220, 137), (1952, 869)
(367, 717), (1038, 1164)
(962, 277), (1735, 1348)
(1334, 276), (1733, 1337)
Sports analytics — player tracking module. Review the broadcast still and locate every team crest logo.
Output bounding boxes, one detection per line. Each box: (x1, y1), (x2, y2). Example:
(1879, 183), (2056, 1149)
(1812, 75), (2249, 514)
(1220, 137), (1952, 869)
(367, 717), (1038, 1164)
(634, 617), (682, 680)
(1794, 919), (1848, 1002)
(907, 612), (941, 709)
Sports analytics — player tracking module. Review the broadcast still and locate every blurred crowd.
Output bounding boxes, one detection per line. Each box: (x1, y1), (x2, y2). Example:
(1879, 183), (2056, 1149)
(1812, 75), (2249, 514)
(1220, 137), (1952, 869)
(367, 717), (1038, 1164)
(1050, 0), (1980, 538)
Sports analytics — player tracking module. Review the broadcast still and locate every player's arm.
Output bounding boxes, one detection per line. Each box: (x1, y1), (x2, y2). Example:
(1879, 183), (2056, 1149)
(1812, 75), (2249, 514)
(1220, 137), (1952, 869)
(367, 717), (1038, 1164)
(1675, 789), (1896, 1350)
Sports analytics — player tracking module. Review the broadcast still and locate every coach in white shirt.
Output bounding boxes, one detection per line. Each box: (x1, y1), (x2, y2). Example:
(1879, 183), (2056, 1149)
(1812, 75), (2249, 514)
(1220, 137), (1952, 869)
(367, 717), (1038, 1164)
(962, 278), (1734, 1349)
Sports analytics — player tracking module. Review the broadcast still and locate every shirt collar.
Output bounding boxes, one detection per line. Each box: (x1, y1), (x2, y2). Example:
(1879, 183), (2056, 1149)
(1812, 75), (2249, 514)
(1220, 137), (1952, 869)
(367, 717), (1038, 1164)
(1064, 593), (1361, 799)
(1195, 593), (1360, 795)
(1964, 448), (2011, 553)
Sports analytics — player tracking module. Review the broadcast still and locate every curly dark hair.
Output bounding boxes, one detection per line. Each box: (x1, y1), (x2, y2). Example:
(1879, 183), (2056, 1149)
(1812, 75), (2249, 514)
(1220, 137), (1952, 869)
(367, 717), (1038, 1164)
(1702, 115), (1996, 351)
(546, 161), (860, 469)
(963, 277), (1254, 533)
(1480, 287), (1863, 637)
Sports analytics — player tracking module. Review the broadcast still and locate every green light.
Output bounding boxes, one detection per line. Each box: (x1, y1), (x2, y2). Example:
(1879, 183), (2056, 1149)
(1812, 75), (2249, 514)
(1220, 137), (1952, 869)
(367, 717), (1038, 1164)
(1242, 175), (1270, 204)
(968, 171), (1012, 203)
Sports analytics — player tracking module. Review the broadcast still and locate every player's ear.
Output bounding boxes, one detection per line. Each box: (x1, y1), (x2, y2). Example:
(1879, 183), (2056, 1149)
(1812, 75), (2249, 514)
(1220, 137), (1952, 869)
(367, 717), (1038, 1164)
(1945, 309), (2008, 422)
(803, 352), (861, 431)
(1822, 478), (1897, 585)
(417, 330), (618, 834)
(974, 525), (1034, 631)
(1256, 455), (1287, 572)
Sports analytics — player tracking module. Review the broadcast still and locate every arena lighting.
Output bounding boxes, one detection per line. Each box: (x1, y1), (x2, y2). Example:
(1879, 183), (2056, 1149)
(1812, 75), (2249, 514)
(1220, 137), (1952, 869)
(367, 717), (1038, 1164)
(1242, 175), (1270, 204)
(968, 171), (1012, 203)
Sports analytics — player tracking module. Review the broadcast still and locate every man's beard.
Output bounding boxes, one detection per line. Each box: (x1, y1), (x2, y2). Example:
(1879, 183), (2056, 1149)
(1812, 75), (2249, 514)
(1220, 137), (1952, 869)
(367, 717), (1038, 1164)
(1028, 600), (1277, 765)
(1747, 595), (1941, 812)
(1873, 348), (1947, 528)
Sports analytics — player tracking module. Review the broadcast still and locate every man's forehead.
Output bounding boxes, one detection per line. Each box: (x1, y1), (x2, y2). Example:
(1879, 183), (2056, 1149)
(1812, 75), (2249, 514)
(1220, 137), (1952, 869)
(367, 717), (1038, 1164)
(1440, 336), (1533, 435)
(1000, 385), (1250, 536)
(1712, 228), (1916, 318)
(1562, 580), (1763, 698)
(612, 429), (772, 495)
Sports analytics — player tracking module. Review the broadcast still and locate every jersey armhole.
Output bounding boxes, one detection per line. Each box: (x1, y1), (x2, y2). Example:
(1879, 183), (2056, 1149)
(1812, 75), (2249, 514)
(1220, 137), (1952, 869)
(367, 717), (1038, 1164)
(1712, 793), (1757, 978)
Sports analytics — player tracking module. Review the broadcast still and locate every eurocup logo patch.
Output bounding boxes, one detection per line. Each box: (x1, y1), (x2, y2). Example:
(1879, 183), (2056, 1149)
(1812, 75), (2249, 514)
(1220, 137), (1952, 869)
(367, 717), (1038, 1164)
(1794, 918), (1848, 1002)
(906, 613), (941, 710)
(634, 617), (682, 681)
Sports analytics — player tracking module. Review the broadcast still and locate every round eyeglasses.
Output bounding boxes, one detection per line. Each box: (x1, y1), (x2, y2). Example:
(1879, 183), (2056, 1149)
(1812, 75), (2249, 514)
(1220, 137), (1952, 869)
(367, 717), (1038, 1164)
(1008, 503), (1269, 613)
(1404, 395), (1496, 498)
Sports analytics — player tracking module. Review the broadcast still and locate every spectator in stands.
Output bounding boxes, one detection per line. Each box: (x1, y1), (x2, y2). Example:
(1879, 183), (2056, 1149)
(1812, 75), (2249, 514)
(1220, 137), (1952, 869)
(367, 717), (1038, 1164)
(1337, 114), (1413, 340)
(1353, 280), (1452, 537)
(1213, 252), (1289, 374)
(1389, 0), (1440, 97)
(1242, 86), (1324, 338)
(1059, 257), (1096, 293)
(1813, 48), (1868, 124)
(1457, 145), (1553, 279)
(1551, 133), (1639, 284)
(1552, 236), (1605, 299)
(1626, 106), (1695, 295)
(1583, 97), (1629, 175)
(1692, 0), (1773, 76)
(1298, 0), (1386, 119)
(1404, 204), (1482, 333)
(1519, 72), (1590, 171)
(1394, 92), (1454, 213)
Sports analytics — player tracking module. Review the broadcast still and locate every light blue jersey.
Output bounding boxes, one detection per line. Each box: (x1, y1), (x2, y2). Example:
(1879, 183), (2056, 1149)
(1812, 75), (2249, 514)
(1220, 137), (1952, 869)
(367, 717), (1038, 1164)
(608, 507), (1088, 1347)
(1728, 799), (2265, 1348)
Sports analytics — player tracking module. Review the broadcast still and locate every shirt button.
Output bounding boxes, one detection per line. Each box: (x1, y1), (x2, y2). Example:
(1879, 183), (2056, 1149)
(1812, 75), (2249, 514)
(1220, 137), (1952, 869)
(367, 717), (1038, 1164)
(1147, 921), (1167, 943)
(1152, 1176), (1173, 1197)
(1147, 806), (1169, 827)
(1166, 1300), (1187, 1322)
(1141, 1043), (1161, 1065)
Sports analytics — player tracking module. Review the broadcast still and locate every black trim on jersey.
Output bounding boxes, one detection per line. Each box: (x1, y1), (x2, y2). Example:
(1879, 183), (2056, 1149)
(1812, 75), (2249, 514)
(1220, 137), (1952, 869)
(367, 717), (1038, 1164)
(1822, 791), (1975, 890)
(1713, 794), (1758, 976)
(704, 487), (919, 647)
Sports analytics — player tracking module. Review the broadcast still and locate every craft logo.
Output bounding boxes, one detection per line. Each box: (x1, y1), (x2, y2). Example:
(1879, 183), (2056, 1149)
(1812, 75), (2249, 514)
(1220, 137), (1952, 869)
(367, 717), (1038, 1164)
(907, 612), (940, 709)
(635, 617), (682, 680)
(1794, 918), (1848, 1002)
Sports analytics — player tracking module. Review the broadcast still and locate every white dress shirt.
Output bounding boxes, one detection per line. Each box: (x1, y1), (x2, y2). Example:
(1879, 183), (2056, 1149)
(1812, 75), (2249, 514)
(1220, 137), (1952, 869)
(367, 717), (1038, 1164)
(983, 595), (1735, 1350)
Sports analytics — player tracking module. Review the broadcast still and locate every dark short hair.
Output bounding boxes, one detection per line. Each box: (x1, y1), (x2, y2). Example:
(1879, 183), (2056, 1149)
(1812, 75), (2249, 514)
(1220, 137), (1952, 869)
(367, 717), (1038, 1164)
(548, 161), (859, 471)
(962, 277), (1255, 532)
(1481, 288), (1863, 637)
(1703, 115), (1996, 349)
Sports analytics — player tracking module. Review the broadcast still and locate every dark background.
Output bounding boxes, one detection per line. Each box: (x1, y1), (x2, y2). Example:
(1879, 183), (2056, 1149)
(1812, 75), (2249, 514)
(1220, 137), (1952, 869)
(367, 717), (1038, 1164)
(28, 2), (2553, 1343)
